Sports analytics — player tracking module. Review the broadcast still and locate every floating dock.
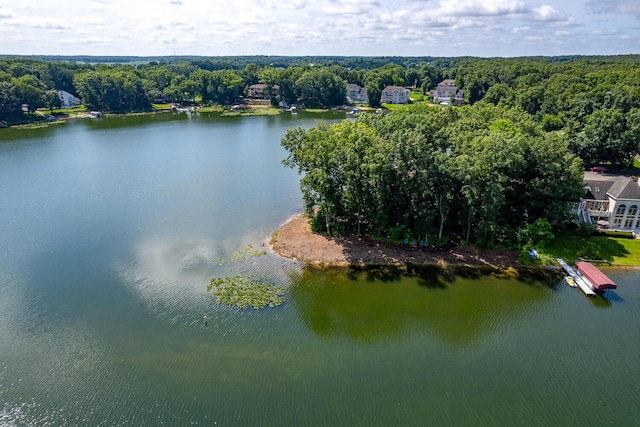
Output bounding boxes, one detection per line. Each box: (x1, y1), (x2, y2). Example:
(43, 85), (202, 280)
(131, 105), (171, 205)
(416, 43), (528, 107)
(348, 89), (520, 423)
(556, 259), (596, 296)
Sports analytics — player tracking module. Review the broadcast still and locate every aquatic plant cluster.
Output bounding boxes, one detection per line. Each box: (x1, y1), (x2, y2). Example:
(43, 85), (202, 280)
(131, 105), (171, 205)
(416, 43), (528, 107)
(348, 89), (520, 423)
(209, 244), (284, 309)
(207, 274), (285, 309)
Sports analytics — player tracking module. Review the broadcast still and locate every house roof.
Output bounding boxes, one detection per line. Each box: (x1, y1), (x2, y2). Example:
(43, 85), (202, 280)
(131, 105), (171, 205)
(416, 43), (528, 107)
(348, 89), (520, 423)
(382, 86), (410, 93)
(607, 176), (640, 200)
(583, 180), (615, 200)
(583, 173), (640, 201)
(438, 79), (457, 87)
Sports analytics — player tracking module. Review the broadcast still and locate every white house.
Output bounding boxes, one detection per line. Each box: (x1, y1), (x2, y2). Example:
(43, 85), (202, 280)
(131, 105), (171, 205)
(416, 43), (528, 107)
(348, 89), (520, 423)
(430, 79), (464, 106)
(577, 171), (640, 232)
(380, 86), (411, 104)
(346, 84), (368, 104)
(58, 90), (82, 108)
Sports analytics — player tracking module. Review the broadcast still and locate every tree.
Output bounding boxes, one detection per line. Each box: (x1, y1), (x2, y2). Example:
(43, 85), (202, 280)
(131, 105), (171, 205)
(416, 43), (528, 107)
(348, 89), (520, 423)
(579, 108), (635, 166)
(295, 69), (346, 108)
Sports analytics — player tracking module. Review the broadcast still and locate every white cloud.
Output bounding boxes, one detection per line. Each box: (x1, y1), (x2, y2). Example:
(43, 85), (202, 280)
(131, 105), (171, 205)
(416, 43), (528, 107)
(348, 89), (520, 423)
(0, 0), (638, 57)
(533, 5), (565, 21)
(435, 0), (528, 17)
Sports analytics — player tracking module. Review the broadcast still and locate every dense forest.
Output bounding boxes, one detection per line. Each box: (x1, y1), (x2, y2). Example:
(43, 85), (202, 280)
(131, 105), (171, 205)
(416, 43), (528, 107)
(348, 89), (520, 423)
(2, 55), (640, 248)
(282, 103), (585, 249)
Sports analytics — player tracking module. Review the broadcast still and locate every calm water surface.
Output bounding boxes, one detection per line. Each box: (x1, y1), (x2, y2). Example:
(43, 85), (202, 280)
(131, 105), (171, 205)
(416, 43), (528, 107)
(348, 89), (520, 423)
(1, 113), (639, 426)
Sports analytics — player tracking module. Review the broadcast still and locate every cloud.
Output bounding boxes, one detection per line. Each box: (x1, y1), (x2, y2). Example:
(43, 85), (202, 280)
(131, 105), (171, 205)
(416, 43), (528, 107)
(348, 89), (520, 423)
(170, 0), (182, 4)
(587, 0), (640, 19)
(0, 6), (16, 19)
(22, 16), (71, 30)
(435, 0), (528, 17)
(533, 5), (565, 21)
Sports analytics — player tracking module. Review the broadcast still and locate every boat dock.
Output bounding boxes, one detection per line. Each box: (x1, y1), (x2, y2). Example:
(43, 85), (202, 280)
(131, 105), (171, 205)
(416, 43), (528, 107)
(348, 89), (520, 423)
(556, 259), (596, 296)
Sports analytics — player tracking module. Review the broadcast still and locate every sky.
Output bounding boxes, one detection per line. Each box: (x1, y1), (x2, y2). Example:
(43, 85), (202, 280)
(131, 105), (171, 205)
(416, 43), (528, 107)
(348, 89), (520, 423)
(1, 0), (639, 58)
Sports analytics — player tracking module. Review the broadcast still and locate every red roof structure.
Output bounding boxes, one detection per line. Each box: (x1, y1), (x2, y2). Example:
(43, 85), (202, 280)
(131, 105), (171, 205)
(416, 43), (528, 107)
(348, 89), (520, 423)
(575, 261), (617, 291)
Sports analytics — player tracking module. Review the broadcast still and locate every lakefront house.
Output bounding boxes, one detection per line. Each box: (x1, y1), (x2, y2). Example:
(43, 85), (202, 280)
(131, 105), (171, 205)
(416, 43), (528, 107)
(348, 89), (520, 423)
(346, 84), (368, 104)
(576, 171), (640, 233)
(380, 86), (411, 104)
(58, 90), (82, 108)
(247, 84), (279, 99)
(430, 79), (464, 106)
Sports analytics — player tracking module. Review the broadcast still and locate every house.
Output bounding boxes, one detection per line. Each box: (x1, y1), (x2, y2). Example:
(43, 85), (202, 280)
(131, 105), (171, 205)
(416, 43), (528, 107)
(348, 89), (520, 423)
(247, 84), (279, 99)
(576, 171), (640, 232)
(430, 79), (464, 106)
(58, 90), (82, 108)
(380, 86), (411, 104)
(346, 84), (368, 104)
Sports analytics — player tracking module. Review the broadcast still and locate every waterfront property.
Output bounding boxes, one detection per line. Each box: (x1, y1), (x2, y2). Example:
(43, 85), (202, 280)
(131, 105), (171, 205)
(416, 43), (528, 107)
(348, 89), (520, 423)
(381, 85), (411, 104)
(58, 89), (82, 108)
(430, 79), (464, 106)
(576, 171), (640, 233)
(346, 84), (368, 104)
(247, 83), (279, 99)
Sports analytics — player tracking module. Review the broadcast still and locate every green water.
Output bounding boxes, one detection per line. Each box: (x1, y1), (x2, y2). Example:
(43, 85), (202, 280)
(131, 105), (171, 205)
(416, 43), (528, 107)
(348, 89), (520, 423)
(1, 113), (639, 426)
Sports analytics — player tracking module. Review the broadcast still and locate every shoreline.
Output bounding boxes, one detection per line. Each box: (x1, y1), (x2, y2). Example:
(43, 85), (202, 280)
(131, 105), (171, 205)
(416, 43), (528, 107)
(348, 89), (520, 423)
(270, 214), (523, 270)
(4, 105), (342, 130)
(270, 214), (640, 271)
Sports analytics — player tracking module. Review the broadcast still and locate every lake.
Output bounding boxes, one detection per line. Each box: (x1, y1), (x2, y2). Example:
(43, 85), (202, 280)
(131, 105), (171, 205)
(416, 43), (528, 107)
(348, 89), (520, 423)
(1, 112), (639, 426)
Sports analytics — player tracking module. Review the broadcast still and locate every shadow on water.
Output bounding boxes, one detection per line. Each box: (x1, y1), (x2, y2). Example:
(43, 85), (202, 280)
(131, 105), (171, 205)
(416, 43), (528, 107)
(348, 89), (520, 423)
(288, 265), (555, 346)
(586, 292), (615, 308)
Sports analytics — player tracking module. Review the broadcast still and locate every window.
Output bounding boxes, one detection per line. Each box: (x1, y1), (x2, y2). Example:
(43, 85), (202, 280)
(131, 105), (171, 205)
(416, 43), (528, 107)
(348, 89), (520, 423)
(613, 204), (626, 226)
(624, 205), (638, 228)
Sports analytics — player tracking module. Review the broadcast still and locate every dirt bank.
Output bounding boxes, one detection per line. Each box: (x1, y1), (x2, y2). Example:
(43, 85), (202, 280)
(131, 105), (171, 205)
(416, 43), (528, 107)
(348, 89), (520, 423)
(270, 214), (519, 268)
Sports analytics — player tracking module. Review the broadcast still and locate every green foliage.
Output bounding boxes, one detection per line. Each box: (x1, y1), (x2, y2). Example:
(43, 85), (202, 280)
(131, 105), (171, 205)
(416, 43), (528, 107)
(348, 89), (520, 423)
(210, 244), (282, 309)
(576, 242), (603, 260)
(517, 218), (555, 249)
(282, 102), (583, 248)
(577, 222), (597, 237)
(207, 274), (285, 309)
(218, 244), (267, 265)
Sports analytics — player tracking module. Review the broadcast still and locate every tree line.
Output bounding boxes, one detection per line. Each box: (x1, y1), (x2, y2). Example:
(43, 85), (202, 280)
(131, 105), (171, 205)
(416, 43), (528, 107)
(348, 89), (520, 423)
(2, 55), (640, 168)
(282, 103), (585, 248)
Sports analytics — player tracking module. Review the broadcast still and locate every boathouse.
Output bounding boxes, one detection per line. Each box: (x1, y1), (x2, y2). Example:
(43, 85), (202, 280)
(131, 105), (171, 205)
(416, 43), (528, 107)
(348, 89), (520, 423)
(574, 261), (617, 291)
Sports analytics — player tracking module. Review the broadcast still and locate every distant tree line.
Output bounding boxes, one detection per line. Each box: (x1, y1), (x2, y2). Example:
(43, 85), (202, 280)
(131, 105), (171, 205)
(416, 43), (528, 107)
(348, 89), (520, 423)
(2, 55), (640, 168)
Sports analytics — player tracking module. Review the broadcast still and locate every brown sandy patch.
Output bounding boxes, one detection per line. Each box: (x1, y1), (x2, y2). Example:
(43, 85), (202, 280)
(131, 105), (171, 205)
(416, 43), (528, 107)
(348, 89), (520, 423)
(270, 214), (518, 268)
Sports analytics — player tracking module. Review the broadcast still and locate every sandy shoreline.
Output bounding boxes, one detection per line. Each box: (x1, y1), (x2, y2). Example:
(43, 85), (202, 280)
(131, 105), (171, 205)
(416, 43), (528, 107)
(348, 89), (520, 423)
(270, 214), (519, 269)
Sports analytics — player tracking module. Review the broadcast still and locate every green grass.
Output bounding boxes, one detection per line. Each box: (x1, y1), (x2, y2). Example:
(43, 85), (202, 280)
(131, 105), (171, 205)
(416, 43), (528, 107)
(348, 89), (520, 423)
(543, 229), (640, 266)
(152, 103), (172, 110)
(221, 107), (280, 116)
(381, 103), (411, 111)
(45, 106), (88, 114)
(409, 91), (425, 102)
(198, 105), (224, 113)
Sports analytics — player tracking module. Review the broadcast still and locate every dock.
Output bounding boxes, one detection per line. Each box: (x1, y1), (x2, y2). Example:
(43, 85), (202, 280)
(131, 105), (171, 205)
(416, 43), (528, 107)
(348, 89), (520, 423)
(556, 259), (596, 296)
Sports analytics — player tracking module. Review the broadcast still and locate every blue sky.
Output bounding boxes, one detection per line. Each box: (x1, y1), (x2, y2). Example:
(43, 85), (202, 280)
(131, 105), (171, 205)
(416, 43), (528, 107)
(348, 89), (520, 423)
(1, 0), (639, 57)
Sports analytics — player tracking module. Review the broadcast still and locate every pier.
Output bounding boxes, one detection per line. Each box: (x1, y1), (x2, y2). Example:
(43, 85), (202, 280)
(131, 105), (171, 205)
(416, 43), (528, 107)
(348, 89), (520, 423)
(556, 259), (596, 296)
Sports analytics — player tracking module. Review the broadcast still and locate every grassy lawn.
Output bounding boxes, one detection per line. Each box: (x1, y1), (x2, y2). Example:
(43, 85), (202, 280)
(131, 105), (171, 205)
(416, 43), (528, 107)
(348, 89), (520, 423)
(543, 229), (640, 266)
(409, 91), (425, 102)
(152, 103), (172, 110)
(381, 103), (411, 111)
(44, 106), (88, 114)
(197, 105), (224, 113)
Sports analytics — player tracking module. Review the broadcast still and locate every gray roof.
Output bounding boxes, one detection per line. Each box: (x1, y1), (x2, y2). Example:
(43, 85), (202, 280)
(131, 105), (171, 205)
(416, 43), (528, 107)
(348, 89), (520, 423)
(583, 180), (615, 200)
(583, 174), (640, 201)
(607, 177), (640, 200)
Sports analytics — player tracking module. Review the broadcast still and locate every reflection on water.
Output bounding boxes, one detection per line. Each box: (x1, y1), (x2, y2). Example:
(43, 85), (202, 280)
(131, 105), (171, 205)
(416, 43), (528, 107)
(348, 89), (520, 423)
(290, 266), (558, 345)
(2, 114), (640, 425)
